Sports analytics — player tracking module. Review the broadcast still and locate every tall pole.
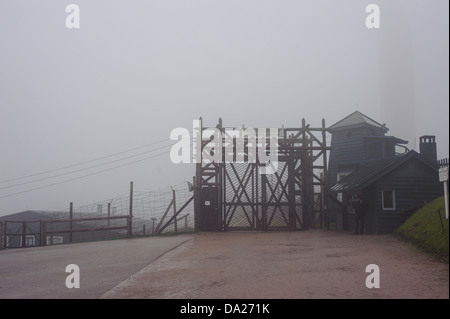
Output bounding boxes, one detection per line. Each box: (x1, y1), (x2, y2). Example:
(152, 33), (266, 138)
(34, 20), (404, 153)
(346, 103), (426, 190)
(301, 118), (309, 230)
(172, 188), (178, 232)
(128, 181), (133, 238)
(444, 180), (448, 220)
(194, 117), (202, 231)
(69, 202), (73, 243)
(322, 118), (329, 230)
(439, 167), (449, 219)
(107, 202), (111, 238)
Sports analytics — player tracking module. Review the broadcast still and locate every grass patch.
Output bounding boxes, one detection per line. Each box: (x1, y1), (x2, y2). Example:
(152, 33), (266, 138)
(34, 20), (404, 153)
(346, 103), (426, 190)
(394, 196), (449, 263)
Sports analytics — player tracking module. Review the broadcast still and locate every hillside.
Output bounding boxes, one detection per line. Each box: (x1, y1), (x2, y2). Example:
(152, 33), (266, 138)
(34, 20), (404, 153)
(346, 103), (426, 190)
(394, 196), (449, 263)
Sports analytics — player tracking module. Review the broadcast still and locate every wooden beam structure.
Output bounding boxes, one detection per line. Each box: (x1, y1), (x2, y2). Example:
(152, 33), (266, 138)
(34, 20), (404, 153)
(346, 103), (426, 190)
(194, 118), (331, 231)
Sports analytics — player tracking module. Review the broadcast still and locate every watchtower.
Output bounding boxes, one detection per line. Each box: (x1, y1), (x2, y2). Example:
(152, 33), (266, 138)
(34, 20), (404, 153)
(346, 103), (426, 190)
(326, 111), (409, 229)
(327, 111), (408, 191)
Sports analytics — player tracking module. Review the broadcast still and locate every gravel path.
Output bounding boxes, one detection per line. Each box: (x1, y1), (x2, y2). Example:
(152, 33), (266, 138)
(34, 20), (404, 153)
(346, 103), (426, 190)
(101, 230), (449, 299)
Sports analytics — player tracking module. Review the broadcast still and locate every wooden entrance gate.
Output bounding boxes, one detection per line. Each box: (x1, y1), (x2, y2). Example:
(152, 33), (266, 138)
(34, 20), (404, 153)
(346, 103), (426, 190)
(194, 118), (330, 231)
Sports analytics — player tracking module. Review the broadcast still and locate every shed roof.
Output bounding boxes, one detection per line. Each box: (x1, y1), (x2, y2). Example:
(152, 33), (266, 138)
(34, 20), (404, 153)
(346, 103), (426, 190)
(363, 135), (408, 144)
(0, 210), (58, 221)
(329, 111), (388, 132)
(330, 150), (437, 193)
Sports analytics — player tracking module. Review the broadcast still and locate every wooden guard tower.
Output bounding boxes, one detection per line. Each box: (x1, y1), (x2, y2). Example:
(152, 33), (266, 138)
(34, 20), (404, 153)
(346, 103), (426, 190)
(193, 118), (331, 231)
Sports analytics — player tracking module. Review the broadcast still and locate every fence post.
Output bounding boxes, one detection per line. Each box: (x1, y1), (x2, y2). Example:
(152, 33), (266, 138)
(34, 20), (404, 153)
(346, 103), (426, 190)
(39, 220), (44, 246)
(107, 202), (111, 238)
(151, 218), (156, 236)
(444, 179), (449, 220)
(69, 202), (73, 243)
(154, 198), (174, 235)
(21, 221), (26, 248)
(193, 175), (199, 231)
(50, 221), (54, 245)
(172, 188), (178, 232)
(155, 196), (194, 235)
(42, 222), (47, 246)
(128, 181), (133, 238)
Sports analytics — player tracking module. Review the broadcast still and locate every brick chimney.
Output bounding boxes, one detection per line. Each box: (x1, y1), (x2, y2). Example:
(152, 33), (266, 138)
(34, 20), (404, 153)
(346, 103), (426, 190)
(419, 135), (437, 164)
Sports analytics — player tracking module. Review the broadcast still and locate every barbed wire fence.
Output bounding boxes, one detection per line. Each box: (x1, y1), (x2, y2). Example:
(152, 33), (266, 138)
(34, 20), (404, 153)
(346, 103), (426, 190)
(131, 181), (195, 235)
(58, 181), (194, 239)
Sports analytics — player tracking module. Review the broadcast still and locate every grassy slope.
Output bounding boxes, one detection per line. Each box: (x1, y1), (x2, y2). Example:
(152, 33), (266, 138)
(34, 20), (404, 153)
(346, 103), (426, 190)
(394, 196), (449, 263)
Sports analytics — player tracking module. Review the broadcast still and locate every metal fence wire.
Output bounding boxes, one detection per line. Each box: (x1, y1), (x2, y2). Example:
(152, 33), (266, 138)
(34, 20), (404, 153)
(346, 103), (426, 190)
(72, 181), (194, 236)
(0, 181), (194, 249)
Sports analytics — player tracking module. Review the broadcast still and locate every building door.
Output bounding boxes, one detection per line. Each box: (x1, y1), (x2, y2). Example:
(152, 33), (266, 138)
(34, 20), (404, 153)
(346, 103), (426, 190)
(200, 187), (220, 231)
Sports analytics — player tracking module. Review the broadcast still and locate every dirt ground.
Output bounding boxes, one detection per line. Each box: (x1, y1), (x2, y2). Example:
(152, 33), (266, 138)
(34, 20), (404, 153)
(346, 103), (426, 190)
(101, 230), (449, 299)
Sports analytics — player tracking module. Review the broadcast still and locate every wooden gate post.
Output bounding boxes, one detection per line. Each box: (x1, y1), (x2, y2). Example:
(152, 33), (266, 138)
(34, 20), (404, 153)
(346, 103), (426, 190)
(322, 118), (329, 229)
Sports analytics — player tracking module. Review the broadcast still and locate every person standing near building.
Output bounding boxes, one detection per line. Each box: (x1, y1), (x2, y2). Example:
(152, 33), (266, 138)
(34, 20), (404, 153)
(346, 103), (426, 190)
(354, 197), (368, 235)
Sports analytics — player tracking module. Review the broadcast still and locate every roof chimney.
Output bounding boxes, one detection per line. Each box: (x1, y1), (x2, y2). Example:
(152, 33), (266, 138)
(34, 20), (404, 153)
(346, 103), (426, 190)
(419, 135), (437, 164)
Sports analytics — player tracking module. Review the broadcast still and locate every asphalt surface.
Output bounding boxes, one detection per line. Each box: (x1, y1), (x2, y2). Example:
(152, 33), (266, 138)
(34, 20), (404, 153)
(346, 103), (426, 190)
(1, 231), (448, 299)
(0, 235), (192, 299)
(102, 231), (449, 299)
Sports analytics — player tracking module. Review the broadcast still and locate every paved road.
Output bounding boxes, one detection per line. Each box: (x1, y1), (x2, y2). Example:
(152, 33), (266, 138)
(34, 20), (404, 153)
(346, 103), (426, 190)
(2, 231), (448, 299)
(0, 236), (192, 299)
(102, 231), (449, 299)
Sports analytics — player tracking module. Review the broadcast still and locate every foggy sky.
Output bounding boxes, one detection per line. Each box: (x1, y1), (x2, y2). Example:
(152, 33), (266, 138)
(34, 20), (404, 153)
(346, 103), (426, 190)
(0, 0), (448, 216)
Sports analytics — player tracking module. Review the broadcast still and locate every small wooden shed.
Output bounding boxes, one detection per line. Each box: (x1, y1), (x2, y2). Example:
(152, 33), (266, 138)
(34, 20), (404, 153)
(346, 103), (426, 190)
(330, 150), (441, 234)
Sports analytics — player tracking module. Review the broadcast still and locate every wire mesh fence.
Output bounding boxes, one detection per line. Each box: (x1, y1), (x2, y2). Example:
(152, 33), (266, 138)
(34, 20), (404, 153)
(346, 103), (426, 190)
(70, 181), (195, 237)
(0, 181), (194, 249)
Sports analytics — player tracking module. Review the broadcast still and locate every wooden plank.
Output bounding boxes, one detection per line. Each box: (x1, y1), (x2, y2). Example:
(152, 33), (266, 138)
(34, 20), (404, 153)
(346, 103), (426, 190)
(43, 215), (130, 223)
(153, 199), (174, 235)
(46, 226), (129, 235)
(156, 196), (194, 235)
